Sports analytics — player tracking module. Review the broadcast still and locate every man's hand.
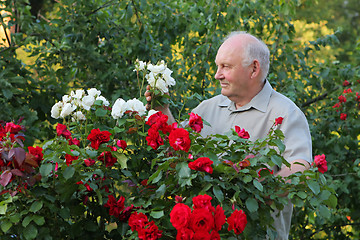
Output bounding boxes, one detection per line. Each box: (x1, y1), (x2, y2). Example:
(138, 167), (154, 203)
(144, 85), (175, 124)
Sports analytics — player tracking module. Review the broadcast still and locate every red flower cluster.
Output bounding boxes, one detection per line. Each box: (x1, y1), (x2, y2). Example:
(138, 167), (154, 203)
(235, 126), (250, 139)
(0, 122), (43, 190)
(313, 154), (328, 173)
(87, 128), (112, 150)
(65, 152), (79, 166)
(128, 212), (162, 240)
(145, 111), (170, 150)
(104, 194), (125, 218)
(117, 139), (127, 150)
(56, 123), (72, 140)
(170, 194), (239, 239)
(169, 128), (191, 152)
(227, 209), (247, 235)
(98, 146), (118, 167)
(332, 82), (360, 120)
(188, 157), (213, 174)
(189, 113), (203, 133)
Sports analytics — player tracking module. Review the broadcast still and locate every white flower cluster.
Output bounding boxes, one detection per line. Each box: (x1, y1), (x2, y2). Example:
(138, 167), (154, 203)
(51, 88), (110, 121)
(134, 59), (176, 94)
(111, 98), (147, 119)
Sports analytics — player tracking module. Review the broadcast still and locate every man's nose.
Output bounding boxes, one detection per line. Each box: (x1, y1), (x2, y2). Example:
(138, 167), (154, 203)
(215, 68), (223, 80)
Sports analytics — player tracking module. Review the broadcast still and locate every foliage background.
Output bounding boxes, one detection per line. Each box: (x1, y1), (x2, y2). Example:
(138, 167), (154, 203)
(1, 0), (359, 239)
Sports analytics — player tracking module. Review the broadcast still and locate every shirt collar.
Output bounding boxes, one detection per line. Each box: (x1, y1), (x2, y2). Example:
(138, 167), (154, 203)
(218, 80), (273, 113)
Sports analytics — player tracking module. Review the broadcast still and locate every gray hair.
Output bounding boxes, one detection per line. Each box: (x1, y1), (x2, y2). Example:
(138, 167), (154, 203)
(225, 31), (270, 81)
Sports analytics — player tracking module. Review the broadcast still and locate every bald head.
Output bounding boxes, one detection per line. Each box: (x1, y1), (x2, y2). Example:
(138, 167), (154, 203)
(222, 32), (270, 82)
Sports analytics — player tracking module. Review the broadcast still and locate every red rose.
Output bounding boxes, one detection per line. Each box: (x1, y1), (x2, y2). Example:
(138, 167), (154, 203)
(104, 195), (125, 218)
(137, 221), (162, 240)
(128, 212), (149, 232)
(227, 209), (247, 234)
(118, 204), (137, 222)
(235, 126), (250, 139)
(332, 102), (341, 109)
(338, 95), (347, 103)
(343, 80), (350, 86)
(192, 194), (215, 213)
(5, 122), (23, 134)
(213, 205), (226, 231)
(314, 154), (328, 173)
(98, 146), (117, 167)
(84, 158), (95, 166)
(170, 203), (192, 230)
(340, 113), (347, 120)
(275, 117), (284, 126)
(189, 112), (203, 133)
(87, 128), (112, 150)
(190, 208), (214, 233)
(176, 228), (194, 240)
(117, 140), (127, 150)
(146, 111), (169, 133)
(146, 126), (164, 150)
(65, 153), (78, 166)
(210, 230), (221, 240)
(188, 157), (213, 174)
(192, 230), (211, 240)
(56, 123), (72, 139)
(68, 137), (80, 146)
(169, 128), (191, 152)
(27, 146), (43, 165)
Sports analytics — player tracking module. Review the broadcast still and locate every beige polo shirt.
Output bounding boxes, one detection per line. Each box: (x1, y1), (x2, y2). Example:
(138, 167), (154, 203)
(192, 80), (312, 166)
(192, 80), (312, 239)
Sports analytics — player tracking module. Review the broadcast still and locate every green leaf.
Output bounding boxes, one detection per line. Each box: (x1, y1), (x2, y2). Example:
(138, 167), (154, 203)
(113, 151), (128, 169)
(270, 155), (283, 168)
(63, 166), (75, 180)
(39, 163), (53, 177)
(150, 210), (164, 219)
(22, 215), (33, 227)
(318, 205), (331, 219)
(245, 198), (259, 212)
(253, 179), (263, 192)
(307, 180), (320, 195)
(95, 107), (107, 117)
(30, 201), (43, 213)
(155, 184), (166, 198)
(324, 194), (338, 208)
(213, 186), (224, 202)
(1, 220), (12, 233)
(243, 175), (252, 183)
(33, 216), (45, 226)
(0, 204), (7, 215)
(297, 191), (307, 199)
(24, 223), (38, 240)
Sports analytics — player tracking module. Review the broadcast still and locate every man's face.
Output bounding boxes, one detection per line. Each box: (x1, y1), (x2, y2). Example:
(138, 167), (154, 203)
(214, 38), (252, 102)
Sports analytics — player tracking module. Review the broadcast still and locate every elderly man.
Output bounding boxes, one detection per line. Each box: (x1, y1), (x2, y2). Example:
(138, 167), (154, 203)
(146, 31), (312, 239)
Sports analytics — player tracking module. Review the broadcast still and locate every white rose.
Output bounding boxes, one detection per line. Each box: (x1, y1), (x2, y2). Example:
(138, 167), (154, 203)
(72, 111), (86, 122)
(60, 103), (76, 118)
(111, 98), (127, 119)
(127, 98), (146, 116)
(147, 63), (166, 74)
(87, 88), (101, 97)
(96, 95), (110, 106)
(81, 95), (95, 110)
(163, 67), (176, 87)
(146, 72), (169, 94)
(71, 89), (85, 99)
(62, 95), (71, 103)
(134, 59), (147, 71)
(145, 109), (159, 121)
(51, 102), (63, 119)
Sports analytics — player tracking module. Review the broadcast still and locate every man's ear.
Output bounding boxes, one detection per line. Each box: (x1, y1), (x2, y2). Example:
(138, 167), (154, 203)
(250, 59), (261, 79)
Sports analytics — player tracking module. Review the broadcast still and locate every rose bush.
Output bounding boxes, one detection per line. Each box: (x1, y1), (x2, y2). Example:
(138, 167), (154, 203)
(0, 61), (336, 240)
